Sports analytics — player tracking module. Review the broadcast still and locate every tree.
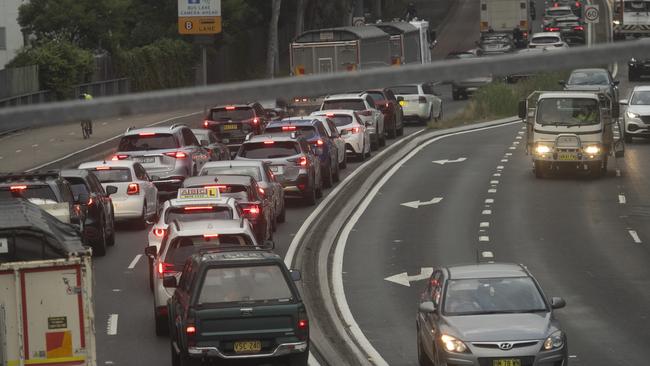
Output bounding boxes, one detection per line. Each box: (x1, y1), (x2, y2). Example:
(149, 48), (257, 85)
(267, 0), (282, 78)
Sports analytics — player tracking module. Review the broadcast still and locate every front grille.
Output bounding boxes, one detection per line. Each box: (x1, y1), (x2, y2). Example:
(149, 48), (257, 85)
(640, 116), (650, 124)
(472, 341), (539, 349)
(478, 356), (535, 366)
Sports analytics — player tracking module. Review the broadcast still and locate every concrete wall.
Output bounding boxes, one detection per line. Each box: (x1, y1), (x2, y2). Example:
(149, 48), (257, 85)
(0, 0), (26, 70)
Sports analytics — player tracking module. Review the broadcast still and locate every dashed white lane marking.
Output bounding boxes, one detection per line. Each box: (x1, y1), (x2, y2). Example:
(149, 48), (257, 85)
(619, 194), (626, 204)
(513, 141), (520, 145)
(485, 199), (494, 204)
(107, 314), (119, 335)
(128, 254), (142, 269)
(31, 144), (39, 148)
(49, 138), (55, 142)
(490, 180), (499, 184)
(505, 152), (513, 156)
(497, 165), (504, 170)
(516, 135), (523, 139)
(488, 188), (497, 193)
(112, 289), (122, 292)
(616, 169), (621, 177)
(508, 146), (516, 150)
(15, 149), (21, 153)
(480, 222), (490, 228)
(393, 239), (403, 243)
(102, 122), (108, 126)
(482, 209), (492, 215)
(501, 159), (509, 162)
(629, 230), (642, 243)
(479, 236), (490, 242)
(493, 173), (501, 177)
(518, 131), (525, 134)
(0, 156), (3, 160)
(69, 132), (75, 136)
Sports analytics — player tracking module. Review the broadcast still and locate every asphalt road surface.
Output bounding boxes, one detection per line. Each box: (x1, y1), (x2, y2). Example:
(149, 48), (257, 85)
(342, 66), (650, 366)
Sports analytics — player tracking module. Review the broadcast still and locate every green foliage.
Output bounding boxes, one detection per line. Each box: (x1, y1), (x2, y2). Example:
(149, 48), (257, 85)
(7, 40), (94, 99)
(113, 39), (196, 92)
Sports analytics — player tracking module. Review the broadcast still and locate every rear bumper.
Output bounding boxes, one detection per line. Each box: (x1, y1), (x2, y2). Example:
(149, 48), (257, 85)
(401, 103), (429, 119)
(188, 341), (308, 359)
(112, 197), (145, 220)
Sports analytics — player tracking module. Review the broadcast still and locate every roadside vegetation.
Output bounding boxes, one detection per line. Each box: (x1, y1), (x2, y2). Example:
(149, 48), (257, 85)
(432, 71), (569, 128)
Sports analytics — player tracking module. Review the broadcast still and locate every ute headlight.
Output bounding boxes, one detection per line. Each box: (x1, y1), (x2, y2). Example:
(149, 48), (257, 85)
(440, 334), (469, 353)
(543, 330), (564, 350)
(535, 144), (552, 154)
(627, 110), (641, 119)
(583, 145), (600, 155)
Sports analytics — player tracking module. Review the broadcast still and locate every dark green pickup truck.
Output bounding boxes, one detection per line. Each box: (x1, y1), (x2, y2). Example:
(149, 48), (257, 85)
(166, 250), (309, 366)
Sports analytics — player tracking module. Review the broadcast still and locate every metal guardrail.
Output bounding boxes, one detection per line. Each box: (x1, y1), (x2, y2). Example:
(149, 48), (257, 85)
(0, 90), (54, 108)
(0, 40), (649, 130)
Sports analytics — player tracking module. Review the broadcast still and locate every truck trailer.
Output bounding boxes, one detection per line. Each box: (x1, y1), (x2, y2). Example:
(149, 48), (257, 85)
(613, 0), (650, 39)
(480, 0), (531, 38)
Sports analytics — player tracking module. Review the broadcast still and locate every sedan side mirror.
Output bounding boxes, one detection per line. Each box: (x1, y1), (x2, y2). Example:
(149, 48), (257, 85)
(263, 240), (275, 250)
(397, 96), (404, 102)
(144, 245), (157, 258)
(418, 301), (436, 313)
(163, 275), (177, 288)
(105, 185), (118, 195)
(290, 269), (302, 282)
(551, 297), (566, 309)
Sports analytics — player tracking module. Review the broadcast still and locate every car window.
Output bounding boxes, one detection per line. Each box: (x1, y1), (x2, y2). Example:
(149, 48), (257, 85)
(385, 89), (397, 101)
(389, 85), (419, 94)
(422, 84), (434, 95)
(197, 265), (294, 305)
(443, 277), (547, 315)
(365, 96), (376, 109)
(165, 235), (253, 269)
(315, 122), (329, 137)
(192, 130), (209, 143)
(210, 107), (254, 121)
(322, 99), (366, 110)
(567, 71), (610, 85)
(216, 185), (250, 201)
(209, 132), (219, 143)
(326, 119), (339, 137)
(182, 129), (199, 146)
(60, 183), (75, 203)
(631, 90), (650, 105)
(200, 166), (262, 181)
(133, 164), (148, 180)
(239, 141), (300, 159)
(0, 185), (58, 201)
(87, 174), (105, 194)
(164, 206), (233, 224)
(89, 168), (133, 183)
(366, 92), (385, 102)
(532, 36), (561, 44)
(324, 114), (354, 127)
(118, 133), (179, 151)
(65, 177), (90, 200)
(265, 125), (317, 139)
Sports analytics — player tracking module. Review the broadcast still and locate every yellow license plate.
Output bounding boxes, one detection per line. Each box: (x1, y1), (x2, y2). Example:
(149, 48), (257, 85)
(558, 153), (577, 161)
(399, 100), (407, 107)
(493, 359), (521, 366)
(234, 340), (261, 353)
(223, 124), (239, 131)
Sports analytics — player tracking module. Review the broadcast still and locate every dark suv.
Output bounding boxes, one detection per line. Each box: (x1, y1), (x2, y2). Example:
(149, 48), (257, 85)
(167, 250), (308, 366)
(264, 117), (340, 188)
(203, 103), (270, 153)
(366, 88), (404, 138)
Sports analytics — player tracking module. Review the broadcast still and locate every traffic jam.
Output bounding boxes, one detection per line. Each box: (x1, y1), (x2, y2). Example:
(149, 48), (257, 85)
(1, 0), (649, 364)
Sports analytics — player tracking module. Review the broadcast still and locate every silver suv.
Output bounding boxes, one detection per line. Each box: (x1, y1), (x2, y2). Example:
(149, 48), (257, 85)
(112, 124), (209, 196)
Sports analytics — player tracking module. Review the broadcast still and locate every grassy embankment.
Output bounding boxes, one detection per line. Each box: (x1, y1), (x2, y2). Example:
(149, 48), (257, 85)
(431, 71), (569, 129)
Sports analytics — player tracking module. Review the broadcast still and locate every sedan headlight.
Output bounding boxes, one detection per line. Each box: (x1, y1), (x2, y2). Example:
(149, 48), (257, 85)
(627, 110), (641, 119)
(440, 334), (469, 353)
(613, 20), (621, 25)
(543, 330), (564, 350)
(535, 144), (552, 154)
(583, 145), (600, 155)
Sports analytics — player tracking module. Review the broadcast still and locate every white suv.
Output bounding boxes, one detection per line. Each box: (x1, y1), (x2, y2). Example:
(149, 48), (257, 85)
(320, 93), (385, 150)
(145, 218), (260, 336)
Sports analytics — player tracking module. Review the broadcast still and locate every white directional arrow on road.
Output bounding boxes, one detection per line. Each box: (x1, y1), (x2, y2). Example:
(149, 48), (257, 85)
(400, 197), (443, 209)
(432, 157), (467, 165)
(384, 267), (434, 287)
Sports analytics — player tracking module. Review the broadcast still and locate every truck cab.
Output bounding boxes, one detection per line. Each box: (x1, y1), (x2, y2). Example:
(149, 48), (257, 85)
(519, 91), (624, 178)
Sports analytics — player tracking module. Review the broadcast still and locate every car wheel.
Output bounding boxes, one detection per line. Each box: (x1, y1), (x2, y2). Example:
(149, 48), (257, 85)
(534, 161), (547, 179)
(397, 125), (404, 136)
(155, 309), (169, 336)
(170, 343), (180, 366)
(379, 131), (386, 147)
(148, 258), (154, 292)
(323, 164), (333, 188)
(278, 202), (286, 223)
(133, 202), (147, 230)
(333, 159), (341, 182)
(179, 351), (197, 366)
(287, 351), (309, 366)
(370, 135), (378, 151)
(92, 222), (107, 257)
(387, 117), (397, 138)
(303, 187), (316, 206)
(316, 178), (323, 198)
(106, 214), (115, 246)
(437, 105), (443, 121)
(340, 151), (347, 169)
(624, 133), (633, 143)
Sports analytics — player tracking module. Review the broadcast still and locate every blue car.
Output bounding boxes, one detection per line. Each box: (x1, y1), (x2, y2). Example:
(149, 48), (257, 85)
(264, 117), (340, 188)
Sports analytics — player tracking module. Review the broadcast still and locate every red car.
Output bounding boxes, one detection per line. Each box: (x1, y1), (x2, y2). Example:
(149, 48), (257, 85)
(366, 88), (404, 138)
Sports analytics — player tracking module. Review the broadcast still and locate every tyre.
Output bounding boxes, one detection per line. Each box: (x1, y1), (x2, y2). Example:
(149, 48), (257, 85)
(277, 202), (286, 223)
(370, 135), (378, 151)
(322, 164), (333, 188)
(534, 161), (547, 179)
(148, 259), (154, 292)
(589, 162), (603, 178)
(339, 151), (347, 169)
(170, 342), (180, 366)
(629, 72), (638, 82)
(397, 125), (404, 136)
(624, 133), (633, 143)
(271, 211), (277, 232)
(303, 183), (317, 206)
(333, 159), (341, 182)
(133, 202), (147, 230)
(155, 311), (168, 336)
(387, 117), (397, 138)
(179, 351), (197, 366)
(106, 214), (115, 246)
(92, 222), (107, 257)
(315, 180), (323, 199)
(379, 132), (386, 147)
(437, 105), (443, 121)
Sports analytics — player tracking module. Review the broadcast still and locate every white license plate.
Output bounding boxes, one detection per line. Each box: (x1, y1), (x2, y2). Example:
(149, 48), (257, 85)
(270, 166), (284, 174)
(136, 157), (155, 163)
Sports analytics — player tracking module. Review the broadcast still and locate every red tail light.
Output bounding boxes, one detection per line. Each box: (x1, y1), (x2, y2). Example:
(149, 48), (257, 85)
(326, 113), (334, 117)
(127, 183), (140, 195)
(184, 206), (214, 211)
(153, 228), (166, 237)
(111, 154), (129, 161)
(298, 319), (308, 329)
(185, 317), (197, 346)
(258, 187), (265, 195)
(296, 156), (308, 167)
(282, 126), (297, 131)
(264, 141), (275, 145)
(203, 120), (210, 128)
(186, 325), (196, 334)
(243, 204), (261, 216)
(87, 197), (94, 206)
(385, 102), (390, 108)
(314, 139), (324, 146)
(10, 185), (27, 191)
(253, 117), (259, 124)
(547, 27), (560, 32)
(139, 132), (156, 136)
(203, 234), (219, 238)
(225, 106), (236, 110)
(95, 166), (111, 170)
(573, 25), (584, 31)
(164, 151), (187, 159)
(158, 262), (174, 276)
(418, 96), (427, 104)
(349, 127), (360, 134)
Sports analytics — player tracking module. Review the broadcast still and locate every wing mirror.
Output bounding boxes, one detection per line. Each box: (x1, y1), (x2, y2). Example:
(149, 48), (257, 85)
(418, 301), (436, 313)
(290, 269), (302, 282)
(551, 297), (566, 309)
(163, 275), (177, 288)
(558, 80), (566, 87)
(613, 80), (620, 86)
(397, 96), (404, 102)
(105, 185), (118, 195)
(144, 245), (157, 258)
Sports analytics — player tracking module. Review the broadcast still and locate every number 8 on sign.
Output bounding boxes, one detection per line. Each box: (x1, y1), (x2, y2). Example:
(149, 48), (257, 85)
(185, 21), (193, 30)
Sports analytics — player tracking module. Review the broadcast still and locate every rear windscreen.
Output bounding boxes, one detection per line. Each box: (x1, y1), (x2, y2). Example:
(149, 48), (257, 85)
(198, 265), (294, 305)
(239, 141), (300, 159)
(165, 206), (233, 224)
(0, 186), (57, 201)
(66, 178), (89, 200)
(118, 134), (178, 151)
(165, 235), (254, 268)
(264, 125), (316, 139)
(389, 86), (419, 95)
(322, 99), (365, 111)
(366, 92), (385, 103)
(532, 37), (561, 44)
(90, 168), (132, 183)
(200, 166), (262, 181)
(328, 115), (354, 127)
(210, 107), (254, 121)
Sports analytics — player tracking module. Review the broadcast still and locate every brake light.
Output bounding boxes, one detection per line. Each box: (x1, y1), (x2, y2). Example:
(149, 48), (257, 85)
(258, 187), (265, 195)
(385, 102), (390, 108)
(302, 98), (308, 102)
(203, 120), (210, 128)
(158, 262), (173, 276)
(264, 141), (275, 145)
(314, 139), (324, 146)
(253, 117), (259, 124)
(153, 228), (166, 237)
(294, 98), (300, 102)
(95, 166), (111, 170)
(10, 185), (27, 191)
(186, 317), (197, 346)
(87, 197), (94, 206)
(547, 27), (560, 32)
(203, 234), (219, 238)
(418, 96), (427, 104)
(349, 127), (360, 134)
(574, 25), (584, 31)
(184, 206), (214, 211)
(111, 154), (129, 161)
(204, 185), (227, 191)
(298, 156), (308, 166)
(326, 113), (334, 117)
(164, 151), (187, 159)
(298, 319), (308, 329)
(139, 132), (156, 136)
(226, 106), (236, 110)
(127, 183), (140, 195)
(243, 204), (260, 216)
(186, 325), (196, 334)
(282, 126), (297, 131)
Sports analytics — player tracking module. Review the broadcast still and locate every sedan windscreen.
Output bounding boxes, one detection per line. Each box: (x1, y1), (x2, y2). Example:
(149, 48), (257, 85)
(239, 141), (300, 159)
(443, 277), (547, 315)
(532, 37), (561, 44)
(567, 71), (610, 85)
(197, 265), (294, 305)
(200, 166), (262, 181)
(322, 99), (366, 110)
(118, 134), (178, 151)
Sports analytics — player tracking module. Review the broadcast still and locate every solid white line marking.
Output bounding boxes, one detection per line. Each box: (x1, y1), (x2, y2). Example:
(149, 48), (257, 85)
(619, 194), (626, 204)
(488, 189), (497, 193)
(479, 236), (490, 242)
(107, 314), (118, 335)
(128, 254), (142, 269)
(482, 210), (492, 215)
(480, 222), (490, 228)
(325, 120), (520, 366)
(485, 198), (494, 203)
(629, 230), (642, 243)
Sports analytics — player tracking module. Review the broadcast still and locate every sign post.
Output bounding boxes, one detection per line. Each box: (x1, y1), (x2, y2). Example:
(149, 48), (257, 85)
(584, 4), (599, 47)
(178, 0), (222, 85)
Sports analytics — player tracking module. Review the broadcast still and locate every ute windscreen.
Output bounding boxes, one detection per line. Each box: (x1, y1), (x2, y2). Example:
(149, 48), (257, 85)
(198, 265), (294, 304)
(239, 141), (300, 159)
(118, 134), (178, 151)
(210, 107), (254, 121)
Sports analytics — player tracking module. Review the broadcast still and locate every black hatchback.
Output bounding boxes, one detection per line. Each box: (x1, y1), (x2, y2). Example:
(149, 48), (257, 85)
(203, 103), (269, 153)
